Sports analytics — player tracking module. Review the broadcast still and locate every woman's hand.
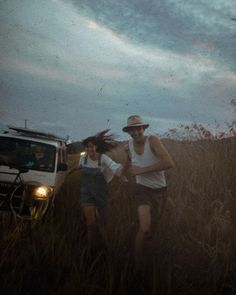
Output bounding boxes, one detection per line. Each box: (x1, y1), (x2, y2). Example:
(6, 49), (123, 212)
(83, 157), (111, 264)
(115, 165), (126, 177)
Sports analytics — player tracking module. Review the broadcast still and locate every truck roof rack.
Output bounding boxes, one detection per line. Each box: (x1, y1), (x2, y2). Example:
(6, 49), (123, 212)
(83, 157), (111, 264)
(7, 126), (66, 142)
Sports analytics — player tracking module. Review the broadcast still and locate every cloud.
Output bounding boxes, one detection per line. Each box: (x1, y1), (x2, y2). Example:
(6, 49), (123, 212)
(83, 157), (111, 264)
(0, 0), (235, 139)
(166, 0), (235, 31)
(51, 0), (63, 3)
(87, 20), (98, 29)
(145, 115), (194, 132)
(0, 57), (82, 86)
(69, 0), (236, 70)
(0, 0), (227, 91)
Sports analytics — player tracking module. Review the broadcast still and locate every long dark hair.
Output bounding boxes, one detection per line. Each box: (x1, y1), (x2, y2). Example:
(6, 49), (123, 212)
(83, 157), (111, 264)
(81, 129), (118, 153)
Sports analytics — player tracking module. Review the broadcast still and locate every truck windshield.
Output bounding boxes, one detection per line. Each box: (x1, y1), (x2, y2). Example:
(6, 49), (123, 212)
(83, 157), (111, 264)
(0, 137), (56, 172)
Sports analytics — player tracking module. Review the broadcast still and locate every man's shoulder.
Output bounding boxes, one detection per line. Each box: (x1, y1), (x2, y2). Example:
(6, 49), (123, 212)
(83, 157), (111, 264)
(148, 135), (162, 146)
(149, 134), (161, 140)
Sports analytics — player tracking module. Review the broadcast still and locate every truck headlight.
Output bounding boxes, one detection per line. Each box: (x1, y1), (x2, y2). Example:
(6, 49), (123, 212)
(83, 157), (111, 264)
(34, 186), (53, 200)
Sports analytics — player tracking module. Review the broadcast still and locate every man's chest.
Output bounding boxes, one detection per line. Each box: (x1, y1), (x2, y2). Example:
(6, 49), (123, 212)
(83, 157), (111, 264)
(133, 144), (145, 156)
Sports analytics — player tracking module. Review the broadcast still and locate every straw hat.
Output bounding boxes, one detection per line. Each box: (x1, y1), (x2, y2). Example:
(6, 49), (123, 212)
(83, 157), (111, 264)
(122, 115), (149, 132)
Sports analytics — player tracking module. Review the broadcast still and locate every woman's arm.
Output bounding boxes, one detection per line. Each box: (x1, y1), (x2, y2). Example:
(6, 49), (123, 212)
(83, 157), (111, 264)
(115, 166), (124, 177)
(102, 154), (127, 177)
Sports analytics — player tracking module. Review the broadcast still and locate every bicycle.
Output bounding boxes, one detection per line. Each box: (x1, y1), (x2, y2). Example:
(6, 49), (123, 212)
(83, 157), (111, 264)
(0, 163), (51, 221)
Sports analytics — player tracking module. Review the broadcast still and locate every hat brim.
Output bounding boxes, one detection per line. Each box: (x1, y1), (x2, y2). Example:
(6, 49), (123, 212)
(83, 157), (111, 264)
(122, 124), (149, 132)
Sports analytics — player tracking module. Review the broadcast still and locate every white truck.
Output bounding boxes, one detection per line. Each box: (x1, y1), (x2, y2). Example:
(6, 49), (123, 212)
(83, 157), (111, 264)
(0, 126), (68, 220)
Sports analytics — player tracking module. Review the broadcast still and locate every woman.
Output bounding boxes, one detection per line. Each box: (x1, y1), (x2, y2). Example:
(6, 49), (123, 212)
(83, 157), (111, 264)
(79, 129), (124, 253)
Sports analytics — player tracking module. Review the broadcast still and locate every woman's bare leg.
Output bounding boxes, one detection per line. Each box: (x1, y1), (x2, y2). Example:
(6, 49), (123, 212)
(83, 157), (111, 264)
(82, 205), (98, 252)
(97, 207), (107, 227)
(82, 204), (97, 225)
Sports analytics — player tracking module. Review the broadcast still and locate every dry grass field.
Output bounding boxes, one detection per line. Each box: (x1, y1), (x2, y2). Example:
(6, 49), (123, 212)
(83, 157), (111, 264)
(0, 136), (236, 295)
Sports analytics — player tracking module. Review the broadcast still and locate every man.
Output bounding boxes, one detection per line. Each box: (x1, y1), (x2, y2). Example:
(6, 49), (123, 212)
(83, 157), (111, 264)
(122, 115), (174, 269)
(34, 147), (52, 170)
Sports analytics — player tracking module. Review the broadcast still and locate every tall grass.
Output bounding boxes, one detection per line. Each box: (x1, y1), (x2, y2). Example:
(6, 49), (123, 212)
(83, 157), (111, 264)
(0, 136), (236, 295)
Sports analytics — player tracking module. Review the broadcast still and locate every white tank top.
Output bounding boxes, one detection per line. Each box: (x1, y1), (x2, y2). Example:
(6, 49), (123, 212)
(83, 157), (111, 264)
(128, 136), (166, 189)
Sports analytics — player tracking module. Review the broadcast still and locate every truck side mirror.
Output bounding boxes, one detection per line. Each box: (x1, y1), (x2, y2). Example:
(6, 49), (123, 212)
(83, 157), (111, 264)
(57, 163), (68, 172)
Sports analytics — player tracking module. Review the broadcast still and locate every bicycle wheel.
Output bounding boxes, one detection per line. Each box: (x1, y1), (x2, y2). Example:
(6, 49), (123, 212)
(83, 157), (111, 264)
(29, 198), (51, 219)
(10, 184), (31, 220)
(10, 184), (52, 220)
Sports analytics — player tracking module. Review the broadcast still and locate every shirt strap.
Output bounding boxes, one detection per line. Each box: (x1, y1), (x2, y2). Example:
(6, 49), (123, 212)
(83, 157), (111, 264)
(84, 155), (88, 165)
(98, 154), (102, 167)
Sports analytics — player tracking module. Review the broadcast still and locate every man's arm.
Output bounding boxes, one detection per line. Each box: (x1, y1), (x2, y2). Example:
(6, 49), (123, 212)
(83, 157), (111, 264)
(129, 136), (174, 175)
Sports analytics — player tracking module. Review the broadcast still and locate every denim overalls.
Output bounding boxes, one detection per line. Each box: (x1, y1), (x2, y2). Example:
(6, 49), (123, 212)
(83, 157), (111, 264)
(80, 155), (108, 208)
